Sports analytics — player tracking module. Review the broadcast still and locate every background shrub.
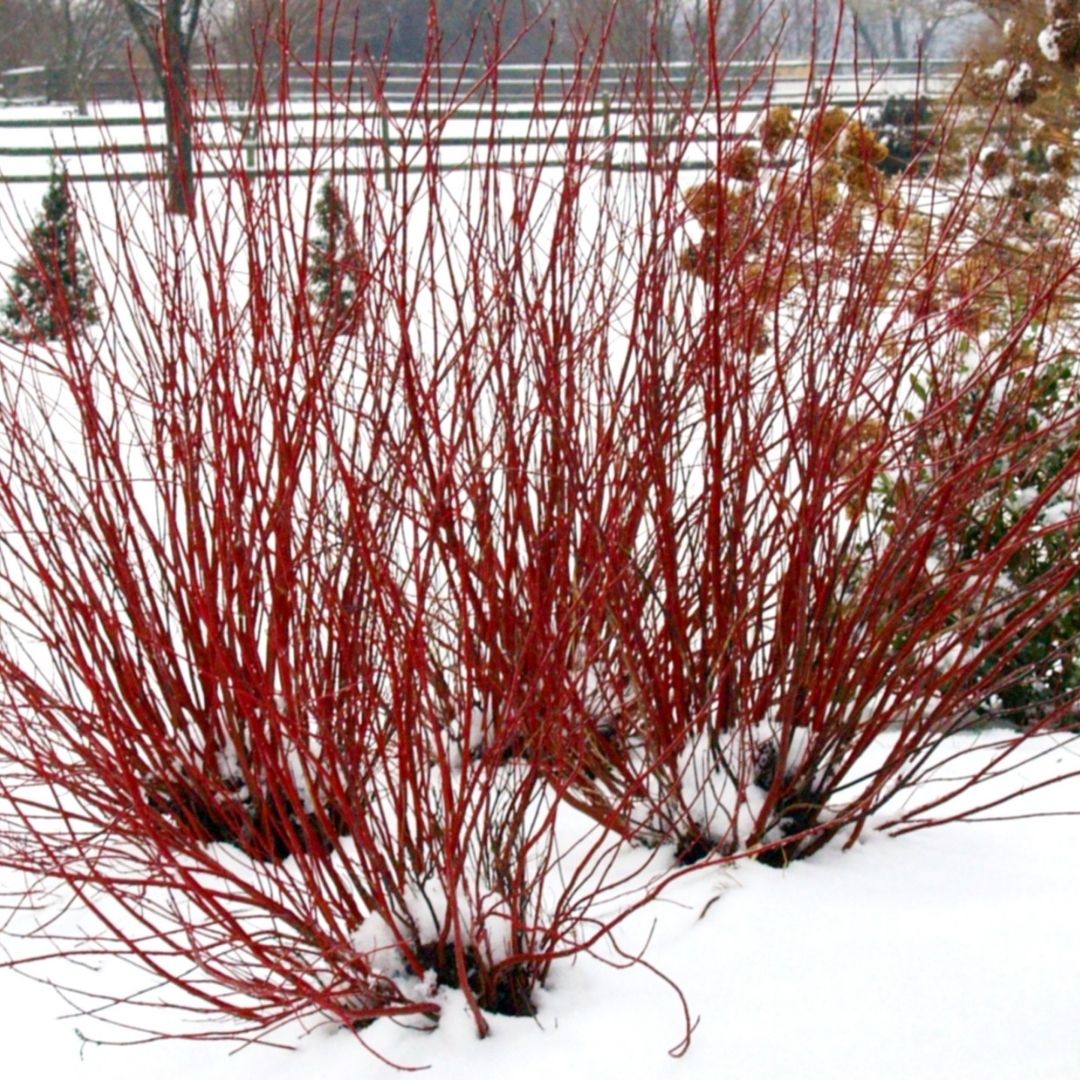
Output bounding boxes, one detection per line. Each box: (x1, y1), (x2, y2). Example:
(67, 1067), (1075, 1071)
(872, 95), (939, 175)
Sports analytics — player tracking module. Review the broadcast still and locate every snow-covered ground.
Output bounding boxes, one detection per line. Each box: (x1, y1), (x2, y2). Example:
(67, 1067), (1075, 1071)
(2, 731), (1079, 1079)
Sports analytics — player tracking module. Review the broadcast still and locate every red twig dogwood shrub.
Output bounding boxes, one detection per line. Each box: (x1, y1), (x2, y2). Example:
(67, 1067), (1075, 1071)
(577, 93), (1080, 864)
(0, 1), (1077, 1056)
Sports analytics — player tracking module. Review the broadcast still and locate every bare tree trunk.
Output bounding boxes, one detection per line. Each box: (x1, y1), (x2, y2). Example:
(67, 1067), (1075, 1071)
(854, 14), (879, 59)
(891, 10), (908, 56)
(60, 1), (89, 115)
(120, 0), (201, 218)
(161, 2), (196, 217)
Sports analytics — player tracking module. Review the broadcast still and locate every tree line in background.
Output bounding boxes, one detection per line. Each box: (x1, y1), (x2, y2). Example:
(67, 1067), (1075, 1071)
(0, 1), (984, 103)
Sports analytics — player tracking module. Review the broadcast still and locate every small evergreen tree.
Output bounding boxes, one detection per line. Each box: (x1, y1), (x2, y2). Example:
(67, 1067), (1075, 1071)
(872, 95), (939, 175)
(309, 179), (364, 336)
(3, 164), (98, 343)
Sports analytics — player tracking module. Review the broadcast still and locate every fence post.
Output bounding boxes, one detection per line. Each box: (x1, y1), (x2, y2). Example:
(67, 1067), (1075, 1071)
(602, 92), (612, 186)
(230, 116), (258, 171)
(381, 114), (392, 192)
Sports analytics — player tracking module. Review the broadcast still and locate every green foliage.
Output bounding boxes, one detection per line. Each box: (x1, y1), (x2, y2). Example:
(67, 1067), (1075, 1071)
(891, 352), (1080, 726)
(2, 165), (98, 343)
(309, 179), (364, 336)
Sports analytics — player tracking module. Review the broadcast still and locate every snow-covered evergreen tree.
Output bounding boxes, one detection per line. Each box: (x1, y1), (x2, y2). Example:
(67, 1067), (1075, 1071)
(309, 179), (364, 336)
(2, 164), (98, 343)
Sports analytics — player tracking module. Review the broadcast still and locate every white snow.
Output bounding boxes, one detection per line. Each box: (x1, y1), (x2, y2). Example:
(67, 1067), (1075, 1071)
(678, 727), (766, 848)
(1006, 62), (1035, 103)
(1039, 24), (1063, 64)
(1, 730), (1079, 1078)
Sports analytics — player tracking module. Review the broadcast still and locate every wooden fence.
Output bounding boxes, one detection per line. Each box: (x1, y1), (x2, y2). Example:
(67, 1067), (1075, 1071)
(0, 58), (958, 186)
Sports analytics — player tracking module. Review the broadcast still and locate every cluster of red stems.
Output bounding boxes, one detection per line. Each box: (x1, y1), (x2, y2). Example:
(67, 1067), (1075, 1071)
(0, 4), (1078, 1059)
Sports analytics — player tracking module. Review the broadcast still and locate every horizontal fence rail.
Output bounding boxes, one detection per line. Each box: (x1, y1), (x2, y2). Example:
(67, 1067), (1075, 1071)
(0, 59), (958, 186)
(0, 57), (961, 106)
